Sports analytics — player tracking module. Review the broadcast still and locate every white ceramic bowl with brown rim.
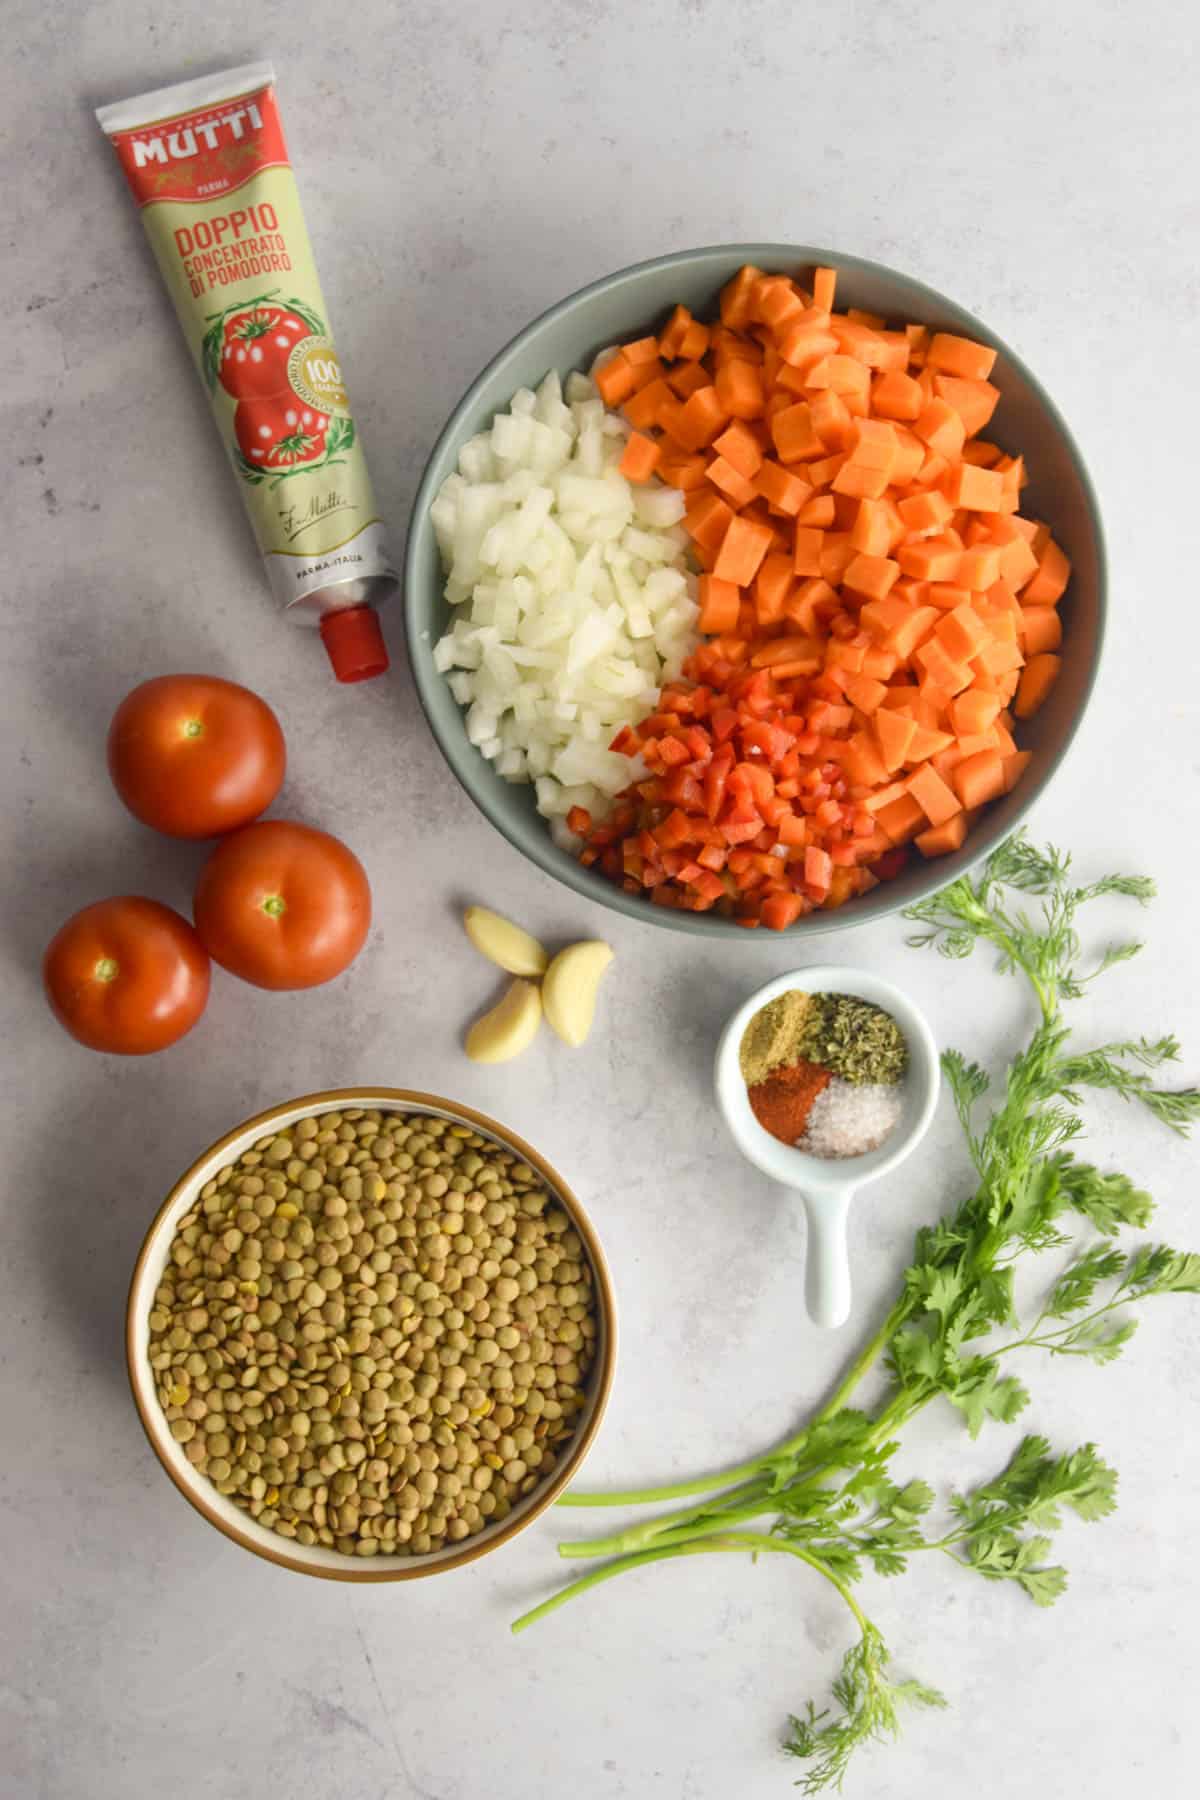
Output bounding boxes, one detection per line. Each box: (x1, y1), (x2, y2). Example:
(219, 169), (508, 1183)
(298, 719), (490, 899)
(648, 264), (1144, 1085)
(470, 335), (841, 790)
(127, 1087), (616, 1581)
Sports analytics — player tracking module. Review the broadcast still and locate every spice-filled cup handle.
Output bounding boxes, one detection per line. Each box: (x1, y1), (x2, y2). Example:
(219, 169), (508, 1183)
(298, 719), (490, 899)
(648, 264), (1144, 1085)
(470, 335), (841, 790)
(799, 1188), (854, 1329)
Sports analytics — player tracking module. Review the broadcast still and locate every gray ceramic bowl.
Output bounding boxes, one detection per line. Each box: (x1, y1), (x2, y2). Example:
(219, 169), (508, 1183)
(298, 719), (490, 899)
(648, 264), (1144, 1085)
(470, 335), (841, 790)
(404, 244), (1105, 937)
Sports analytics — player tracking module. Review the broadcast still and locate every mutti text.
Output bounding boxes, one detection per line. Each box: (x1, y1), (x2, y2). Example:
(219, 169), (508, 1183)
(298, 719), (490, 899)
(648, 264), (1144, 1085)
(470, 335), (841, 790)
(132, 103), (264, 167)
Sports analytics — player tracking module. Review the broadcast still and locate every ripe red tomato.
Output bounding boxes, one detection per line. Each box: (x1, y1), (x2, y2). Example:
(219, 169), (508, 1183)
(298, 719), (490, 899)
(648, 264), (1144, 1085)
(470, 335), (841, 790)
(43, 897), (211, 1054)
(193, 820), (371, 990)
(108, 674), (286, 840)
(217, 303), (313, 399)
(234, 395), (329, 472)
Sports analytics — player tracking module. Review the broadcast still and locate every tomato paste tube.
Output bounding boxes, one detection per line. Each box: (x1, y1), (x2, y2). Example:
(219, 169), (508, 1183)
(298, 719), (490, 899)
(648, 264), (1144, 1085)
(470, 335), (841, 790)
(97, 62), (396, 682)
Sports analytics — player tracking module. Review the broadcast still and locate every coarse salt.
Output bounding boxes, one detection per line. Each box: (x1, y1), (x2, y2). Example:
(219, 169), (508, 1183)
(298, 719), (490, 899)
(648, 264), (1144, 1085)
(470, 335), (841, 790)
(798, 1077), (904, 1159)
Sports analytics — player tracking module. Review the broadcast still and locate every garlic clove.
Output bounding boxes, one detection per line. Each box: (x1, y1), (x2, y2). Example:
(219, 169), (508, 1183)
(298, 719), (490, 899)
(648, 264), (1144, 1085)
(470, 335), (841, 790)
(465, 978), (543, 1063)
(463, 906), (549, 978)
(541, 941), (614, 1048)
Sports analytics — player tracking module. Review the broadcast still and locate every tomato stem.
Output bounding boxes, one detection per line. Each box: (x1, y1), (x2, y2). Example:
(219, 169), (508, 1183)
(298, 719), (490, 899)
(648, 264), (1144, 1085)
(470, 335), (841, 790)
(262, 895), (287, 918)
(94, 957), (119, 982)
(183, 718), (204, 739)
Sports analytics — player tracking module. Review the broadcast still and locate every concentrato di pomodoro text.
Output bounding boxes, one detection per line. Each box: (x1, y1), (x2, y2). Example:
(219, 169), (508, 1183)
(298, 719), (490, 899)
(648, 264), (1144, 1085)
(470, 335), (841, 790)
(173, 204), (292, 288)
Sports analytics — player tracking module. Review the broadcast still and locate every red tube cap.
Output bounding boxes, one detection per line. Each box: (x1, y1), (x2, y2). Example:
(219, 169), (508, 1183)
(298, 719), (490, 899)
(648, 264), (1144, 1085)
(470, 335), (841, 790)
(319, 606), (389, 683)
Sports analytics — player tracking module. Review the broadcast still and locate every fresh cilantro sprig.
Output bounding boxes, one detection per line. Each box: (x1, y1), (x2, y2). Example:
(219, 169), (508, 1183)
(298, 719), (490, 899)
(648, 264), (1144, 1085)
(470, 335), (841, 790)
(512, 835), (1200, 1790)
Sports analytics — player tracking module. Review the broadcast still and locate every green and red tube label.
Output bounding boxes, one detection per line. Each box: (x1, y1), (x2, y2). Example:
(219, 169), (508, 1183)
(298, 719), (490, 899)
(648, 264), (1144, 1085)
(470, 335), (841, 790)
(97, 63), (396, 629)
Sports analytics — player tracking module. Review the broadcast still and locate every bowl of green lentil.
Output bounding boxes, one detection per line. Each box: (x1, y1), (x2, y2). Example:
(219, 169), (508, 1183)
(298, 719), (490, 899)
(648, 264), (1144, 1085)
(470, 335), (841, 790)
(127, 1089), (615, 1580)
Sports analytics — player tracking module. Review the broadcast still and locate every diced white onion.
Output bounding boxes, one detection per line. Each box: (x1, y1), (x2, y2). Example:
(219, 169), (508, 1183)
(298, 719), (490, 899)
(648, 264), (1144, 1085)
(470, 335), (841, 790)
(432, 365), (699, 824)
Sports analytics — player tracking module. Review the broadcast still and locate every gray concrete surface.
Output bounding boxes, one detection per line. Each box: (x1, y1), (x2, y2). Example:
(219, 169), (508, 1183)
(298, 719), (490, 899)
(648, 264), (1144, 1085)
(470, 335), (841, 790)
(3, 4), (1198, 1797)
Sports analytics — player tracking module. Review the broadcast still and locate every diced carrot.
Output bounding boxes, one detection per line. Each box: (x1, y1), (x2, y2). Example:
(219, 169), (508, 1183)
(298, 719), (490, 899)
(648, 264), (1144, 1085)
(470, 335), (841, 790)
(875, 792), (926, 844)
(777, 318), (840, 367)
(618, 432), (662, 483)
(972, 637), (1025, 678)
(949, 687), (1002, 736)
(844, 674), (888, 714)
(719, 267), (763, 330)
(659, 452), (709, 491)
(755, 459), (812, 515)
(770, 402), (824, 462)
(624, 378), (671, 431)
(750, 635), (823, 671)
(831, 460), (890, 500)
(1014, 653), (1062, 718)
(907, 762), (962, 827)
(952, 749), (1006, 810)
(685, 491), (735, 552)
(754, 553), (795, 626)
(933, 374), (1000, 435)
(697, 576), (741, 635)
(757, 280), (807, 332)
(935, 602), (989, 664)
(871, 370), (923, 421)
(804, 846), (833, 895)
(680, 386), (731, 447)
(658, 305), (694, 360)
(812, 266), (837, 311)
(848, 498), (892, 556)
(792, 526), (825, 577)
(1001, 750), (1033, 793)
(915, 813), (969, 857)
(874, 706), (917, 771)
(914, 635), (973, 695)
(888, 604), (940, 662)
(820, 533), (858, 584)
(594, 352), (636, 407)
(713, 514), (775, 585)
(890, 430), (925, 485)
(678, 319), (711, 361)
(621, 336), (658, 367)
(796, 494), (836, 528)
(914, 398), (966, 460)
(957, 545), (1003, 590)
(707, 454), (759, 508)
(622, 359), (665, 400)
(1019, 606), (1063, 655)
(715, 359), (765, 420)
(712, 420), (764, 478)
(809, 451), (849, 488)
(897, 535), (962, 581)
(861, 645), (898, 680)
(808, 388), (854, 450)
(897, 491), (953, 537)
(997, 534), (1040, 590)
(926, 333), (998, 380)
(943, 463), (1006, 511)
(667, 361), (713, 400)
(905, 723), (955, 761)
(844, 553), (900, 602)
(1022, 539), (1071, 604)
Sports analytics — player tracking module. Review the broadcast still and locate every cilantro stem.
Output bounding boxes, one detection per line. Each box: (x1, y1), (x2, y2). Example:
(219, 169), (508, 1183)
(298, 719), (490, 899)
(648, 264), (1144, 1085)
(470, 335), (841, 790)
(513, 1531), (864, 1638)
(556, 1294), (915, 1514)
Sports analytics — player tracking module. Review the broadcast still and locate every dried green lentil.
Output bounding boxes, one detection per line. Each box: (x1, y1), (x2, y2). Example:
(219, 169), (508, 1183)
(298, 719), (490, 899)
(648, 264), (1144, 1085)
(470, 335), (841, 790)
(147, 1110), (598, 1560)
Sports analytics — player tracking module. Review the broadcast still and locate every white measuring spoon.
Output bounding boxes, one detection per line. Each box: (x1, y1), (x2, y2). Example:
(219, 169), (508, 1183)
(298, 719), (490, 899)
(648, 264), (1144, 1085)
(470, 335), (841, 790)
(715, 965), (940, 1329)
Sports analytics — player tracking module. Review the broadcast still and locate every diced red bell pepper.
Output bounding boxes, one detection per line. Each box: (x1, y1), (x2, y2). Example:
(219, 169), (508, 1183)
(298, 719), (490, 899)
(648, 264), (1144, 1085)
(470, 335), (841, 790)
(804, 846), (833, 893)
(761, 892), (806, 930)
(720, 812), (765, 845)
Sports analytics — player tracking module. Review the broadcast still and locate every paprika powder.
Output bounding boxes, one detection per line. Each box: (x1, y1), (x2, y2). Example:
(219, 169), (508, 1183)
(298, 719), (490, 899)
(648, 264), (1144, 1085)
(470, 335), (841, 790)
(747, 1058), (831, 1146)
